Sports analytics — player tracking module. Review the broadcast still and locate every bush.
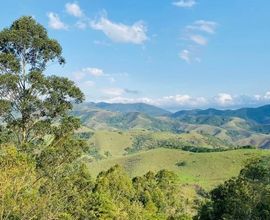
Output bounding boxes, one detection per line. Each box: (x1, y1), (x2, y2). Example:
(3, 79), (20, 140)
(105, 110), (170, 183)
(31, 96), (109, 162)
(176, 161), (187, 167)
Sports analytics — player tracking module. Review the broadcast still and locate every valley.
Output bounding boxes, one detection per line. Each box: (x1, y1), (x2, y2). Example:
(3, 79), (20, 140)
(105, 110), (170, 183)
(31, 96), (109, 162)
(74, 103), (270, 190)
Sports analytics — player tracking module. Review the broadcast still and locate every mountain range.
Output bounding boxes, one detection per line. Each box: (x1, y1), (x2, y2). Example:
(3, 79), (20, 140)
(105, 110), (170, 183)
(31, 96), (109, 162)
(72, 102), (270, 149)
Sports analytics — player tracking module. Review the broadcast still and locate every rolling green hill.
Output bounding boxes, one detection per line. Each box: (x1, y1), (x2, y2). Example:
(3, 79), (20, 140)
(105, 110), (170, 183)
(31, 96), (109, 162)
(72, 103), (270, 149)
(88, 147), (270, 189)
(80, 130), (270, 190)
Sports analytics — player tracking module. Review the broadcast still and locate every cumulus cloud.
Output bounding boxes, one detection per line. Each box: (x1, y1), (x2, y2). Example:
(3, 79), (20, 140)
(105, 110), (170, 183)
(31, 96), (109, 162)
(82, 67), (104, 77)
(159, 95), (207, 107)
(103, 94), (207, 110)
(72, 67), (122, 86)
(90, 16), (148, 44)
(47, 12), (68, 30)
(172, 0), (196, 8)
(215, 93), (234, 106)
(65, 2), (84, 17)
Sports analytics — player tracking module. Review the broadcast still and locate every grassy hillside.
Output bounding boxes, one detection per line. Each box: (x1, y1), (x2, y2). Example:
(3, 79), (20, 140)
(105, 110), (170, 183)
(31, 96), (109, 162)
(88, 148), (270, 189)
(89, 130), (133, 157)
(83, 130), (270, 190)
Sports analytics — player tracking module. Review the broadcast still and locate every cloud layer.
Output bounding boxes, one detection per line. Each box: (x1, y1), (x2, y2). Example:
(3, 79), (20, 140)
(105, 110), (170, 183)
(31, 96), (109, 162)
(100, 91), (270, 111)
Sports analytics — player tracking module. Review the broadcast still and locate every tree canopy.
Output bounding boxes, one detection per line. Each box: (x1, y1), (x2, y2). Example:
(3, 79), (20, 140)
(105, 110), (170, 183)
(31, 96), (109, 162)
(0, 16), (84, 147)
(196, 157), (270, 220)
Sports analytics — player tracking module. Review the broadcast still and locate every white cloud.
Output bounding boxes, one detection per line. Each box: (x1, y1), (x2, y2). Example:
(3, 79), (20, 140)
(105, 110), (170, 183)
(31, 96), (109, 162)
(65, 2), (83, 17)
(103, 94), (207, 110)
(90, 16), (148, 44)
(264, 91), (270, 99)
(215, 93), (234, 106)
(179, 20), (218, 63)
(188, 20), (218, 34)
(254, 91), (270, 101)
(179, 49), (191, 63)
(47, 12), (68, 30)
(72, 67), (121, 85)
(82, 67), (104, 77)
(173, 0), (196, 8)
(160, 95), (207, 107)
(96, 91), (270, 110)
(190, 35), (208, 45)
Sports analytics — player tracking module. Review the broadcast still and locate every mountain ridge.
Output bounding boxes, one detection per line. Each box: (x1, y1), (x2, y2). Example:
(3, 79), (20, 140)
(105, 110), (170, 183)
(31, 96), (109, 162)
(72, 102), (270, 149)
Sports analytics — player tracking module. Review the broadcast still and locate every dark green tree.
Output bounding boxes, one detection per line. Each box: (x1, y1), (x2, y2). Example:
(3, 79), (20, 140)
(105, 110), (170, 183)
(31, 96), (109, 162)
(196, 157), (270, 220)
(0, 16), (84, 147)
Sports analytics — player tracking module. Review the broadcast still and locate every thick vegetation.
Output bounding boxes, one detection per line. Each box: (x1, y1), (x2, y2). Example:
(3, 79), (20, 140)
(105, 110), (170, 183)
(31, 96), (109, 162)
(0, 146), (192, 219)
(196, 157), (270, 219)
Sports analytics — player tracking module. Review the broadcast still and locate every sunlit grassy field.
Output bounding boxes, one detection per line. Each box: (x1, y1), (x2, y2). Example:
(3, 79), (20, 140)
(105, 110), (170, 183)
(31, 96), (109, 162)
(87, 131), (270, 189)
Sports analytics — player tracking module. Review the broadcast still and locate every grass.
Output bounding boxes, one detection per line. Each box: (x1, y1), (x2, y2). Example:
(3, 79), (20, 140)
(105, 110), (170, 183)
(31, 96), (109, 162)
(88, 147), (270, 190)
(89, 130), (133, 157)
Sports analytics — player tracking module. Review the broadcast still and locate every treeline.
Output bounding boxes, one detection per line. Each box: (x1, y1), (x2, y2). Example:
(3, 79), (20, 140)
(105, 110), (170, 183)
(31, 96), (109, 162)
(0, 145), (191, 219)
(127, 133), (252, 154)
(1, 143), (269, 219)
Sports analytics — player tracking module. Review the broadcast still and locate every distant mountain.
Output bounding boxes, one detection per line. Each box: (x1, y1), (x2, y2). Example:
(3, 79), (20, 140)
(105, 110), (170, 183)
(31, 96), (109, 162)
(72, 103), (270, 149)
(94, 102), (170, 116)
(172, 105), (270, 125)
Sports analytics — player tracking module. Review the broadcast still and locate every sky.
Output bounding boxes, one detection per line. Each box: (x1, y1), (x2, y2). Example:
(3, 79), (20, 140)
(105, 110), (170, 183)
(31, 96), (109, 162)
(1, 0), (270, 111)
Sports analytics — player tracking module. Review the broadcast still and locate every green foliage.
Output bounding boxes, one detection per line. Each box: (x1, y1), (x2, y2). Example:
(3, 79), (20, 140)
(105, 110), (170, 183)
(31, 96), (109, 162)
(196, 157), (270, 220)
(0, 16), (84, 146)
(0, 146), (40, 219)
(0, 146), (191, 219)
(127, 132), (233, 154)
(176, 161), (187, 167)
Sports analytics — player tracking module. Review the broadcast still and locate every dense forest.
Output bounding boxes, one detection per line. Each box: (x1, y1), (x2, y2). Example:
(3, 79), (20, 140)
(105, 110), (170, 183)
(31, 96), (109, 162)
(0, 17), (270, 219)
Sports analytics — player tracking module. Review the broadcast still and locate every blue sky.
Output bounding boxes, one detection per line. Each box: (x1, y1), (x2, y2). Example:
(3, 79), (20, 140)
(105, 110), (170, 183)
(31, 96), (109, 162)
(1, 0), (270, 111)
